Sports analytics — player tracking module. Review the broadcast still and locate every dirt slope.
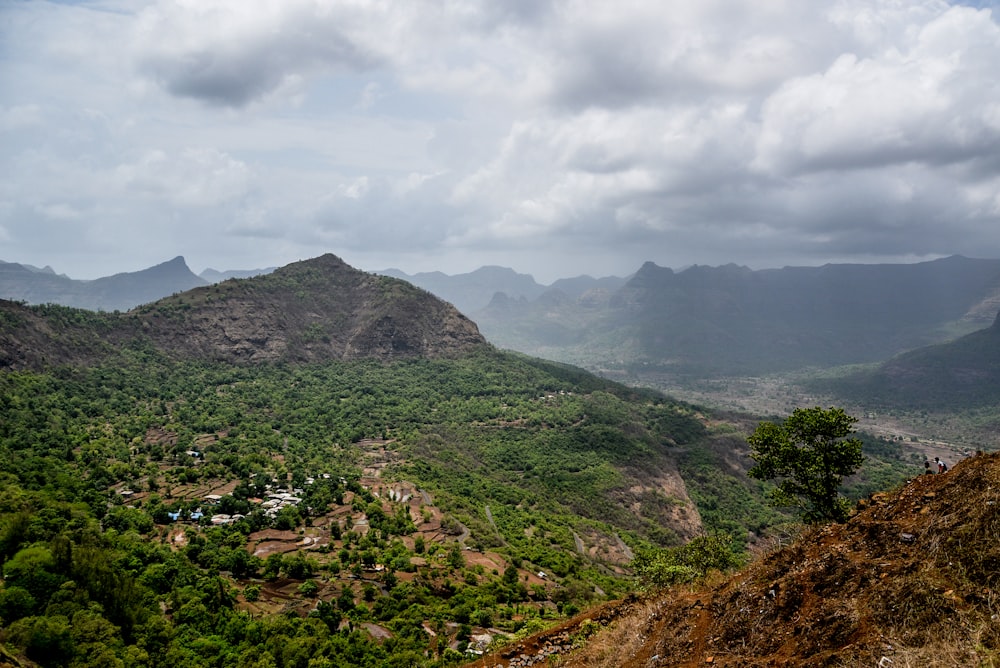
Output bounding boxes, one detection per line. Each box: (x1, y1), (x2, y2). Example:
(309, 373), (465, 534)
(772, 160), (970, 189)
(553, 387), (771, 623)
(472, 452), (1000, 667)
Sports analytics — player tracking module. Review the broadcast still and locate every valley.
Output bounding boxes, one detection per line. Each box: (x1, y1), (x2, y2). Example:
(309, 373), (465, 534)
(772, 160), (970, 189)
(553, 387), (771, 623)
(0, 253), (995, 666)
(1, 343), (795, 666)
(622, 369), (995, 453)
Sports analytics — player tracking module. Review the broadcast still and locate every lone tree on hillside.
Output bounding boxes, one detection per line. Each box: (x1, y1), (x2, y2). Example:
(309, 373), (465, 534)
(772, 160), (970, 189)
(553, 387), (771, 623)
(747, 406), (864, 524)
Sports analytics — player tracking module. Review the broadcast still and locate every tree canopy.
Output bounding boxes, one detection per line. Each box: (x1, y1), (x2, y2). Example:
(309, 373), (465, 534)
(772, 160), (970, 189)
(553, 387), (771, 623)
(747, 407), (864, 524)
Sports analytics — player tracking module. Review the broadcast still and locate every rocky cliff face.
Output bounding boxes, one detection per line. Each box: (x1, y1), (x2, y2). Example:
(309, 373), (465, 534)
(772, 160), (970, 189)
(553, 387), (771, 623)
(0, 254), (488, 369)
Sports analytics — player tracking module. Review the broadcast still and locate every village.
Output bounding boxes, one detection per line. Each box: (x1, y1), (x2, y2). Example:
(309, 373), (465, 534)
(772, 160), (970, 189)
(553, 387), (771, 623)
(110, 436), (581, 657)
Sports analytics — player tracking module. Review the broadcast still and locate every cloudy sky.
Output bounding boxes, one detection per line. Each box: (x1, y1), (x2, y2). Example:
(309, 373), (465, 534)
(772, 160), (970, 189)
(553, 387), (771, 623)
(2, 0), (999, 283)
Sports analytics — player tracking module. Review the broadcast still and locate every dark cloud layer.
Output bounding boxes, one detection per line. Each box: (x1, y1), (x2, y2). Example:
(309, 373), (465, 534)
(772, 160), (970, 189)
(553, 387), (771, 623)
(136, 3), (384, 107)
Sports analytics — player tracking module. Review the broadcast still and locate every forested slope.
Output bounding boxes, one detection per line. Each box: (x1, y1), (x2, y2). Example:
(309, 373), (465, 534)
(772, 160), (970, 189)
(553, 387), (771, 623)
(0, 255), (921, 667)
(0, 344), (729, 666)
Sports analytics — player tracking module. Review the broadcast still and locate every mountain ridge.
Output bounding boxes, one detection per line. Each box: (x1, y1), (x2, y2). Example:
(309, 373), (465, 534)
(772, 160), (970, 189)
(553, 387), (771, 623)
(475, 255), (1000, 376)
(0, 254), (487, 369)
(199, 266), (277, 282)
(0, 255), (207, 312)
(7, 253), (1000, 380)
(818, 306), (1000, 410)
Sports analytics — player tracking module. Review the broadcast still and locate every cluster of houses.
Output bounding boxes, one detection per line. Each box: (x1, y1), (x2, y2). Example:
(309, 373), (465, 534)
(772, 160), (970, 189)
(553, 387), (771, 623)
(116, 465), (348, 527)
(257, 490), (304, 518)
(115, 485), (307, 526)
(155, 487), (309, 526)
(208, 476), (339, 525)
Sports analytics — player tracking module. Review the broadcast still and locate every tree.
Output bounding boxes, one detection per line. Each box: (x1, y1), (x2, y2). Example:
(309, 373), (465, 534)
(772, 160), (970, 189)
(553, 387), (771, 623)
(747, 406), (864, 523)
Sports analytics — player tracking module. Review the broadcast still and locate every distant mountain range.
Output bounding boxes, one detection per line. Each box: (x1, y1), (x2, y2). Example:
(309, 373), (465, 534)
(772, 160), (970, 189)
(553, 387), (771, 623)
(376, 266), (629, 314)
(0, 257), (276, 313)
(4, 254), (999, 382)
(473, 256), (1000, 377)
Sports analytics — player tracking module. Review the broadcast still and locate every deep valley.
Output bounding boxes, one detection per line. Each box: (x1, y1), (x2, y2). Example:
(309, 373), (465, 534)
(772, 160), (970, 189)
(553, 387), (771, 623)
(0, 253), (995, 667)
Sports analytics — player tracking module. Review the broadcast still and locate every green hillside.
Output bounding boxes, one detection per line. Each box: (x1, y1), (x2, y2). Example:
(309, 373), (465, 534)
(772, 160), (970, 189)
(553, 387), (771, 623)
(816, 312), (1000, 412)
(0, 343), (739, 666)
(0, 255), (922, 667)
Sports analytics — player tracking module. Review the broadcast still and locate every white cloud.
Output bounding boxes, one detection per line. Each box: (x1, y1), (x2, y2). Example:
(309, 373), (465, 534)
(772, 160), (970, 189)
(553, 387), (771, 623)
(34, 203), (84, 221)
(755, 5), (1000, 175)
(112, 148), (252, 207)
(356, 82), (383, 110)
(0, 105), (44, 131)
(0, 0), (998, 281)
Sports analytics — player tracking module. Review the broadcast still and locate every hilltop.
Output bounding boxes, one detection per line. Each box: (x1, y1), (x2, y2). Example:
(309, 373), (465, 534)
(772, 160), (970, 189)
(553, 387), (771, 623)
(0, 253), (486, 368)
(471, 451), (1000, 667)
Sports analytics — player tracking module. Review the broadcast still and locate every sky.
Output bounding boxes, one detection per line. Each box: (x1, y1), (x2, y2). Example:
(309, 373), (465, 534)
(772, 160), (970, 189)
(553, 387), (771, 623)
(2, 0), (999, 284)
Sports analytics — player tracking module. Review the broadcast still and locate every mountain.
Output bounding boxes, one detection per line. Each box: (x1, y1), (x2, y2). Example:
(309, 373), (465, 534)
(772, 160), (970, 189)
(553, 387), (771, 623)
(0, 257), (622, 319)
(6, 254), (1000, 379)
(0, 253), (929, 667)
(474, 255), (1000, 377)
(377, 265), (551, 314)
(547, 274), (630, 300)
(817, 309), (1000, 410)
(17, 262), (64, 277)
(621, 256), (1000, 373)
(0, 255), (207, 312)
(0, 254), (486, 368)
(378, 266), (629, 316)
(482, 451), (1000, 666)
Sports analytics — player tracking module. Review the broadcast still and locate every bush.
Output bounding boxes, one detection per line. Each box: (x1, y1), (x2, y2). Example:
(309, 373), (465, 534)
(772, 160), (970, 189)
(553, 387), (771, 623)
(632, 533), (746, 591)
(297, 580), (318, 597)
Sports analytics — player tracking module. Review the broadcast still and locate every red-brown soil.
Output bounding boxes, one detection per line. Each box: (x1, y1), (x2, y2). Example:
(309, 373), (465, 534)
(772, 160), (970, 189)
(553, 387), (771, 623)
(470, 452), (1000, 667)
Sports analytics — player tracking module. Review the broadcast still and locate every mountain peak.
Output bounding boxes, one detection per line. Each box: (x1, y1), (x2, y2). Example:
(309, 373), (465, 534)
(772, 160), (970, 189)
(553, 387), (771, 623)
(94, 256), (199, 283)
(140, 256), (196, 277)
(276, 253), (351, 275)
(0, 255), (488, 369)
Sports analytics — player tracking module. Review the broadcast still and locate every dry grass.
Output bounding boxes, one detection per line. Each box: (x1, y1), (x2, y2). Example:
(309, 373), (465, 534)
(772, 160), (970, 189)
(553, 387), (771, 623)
(851, 621), (1000, 668)
(556, 599), (665, 667)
